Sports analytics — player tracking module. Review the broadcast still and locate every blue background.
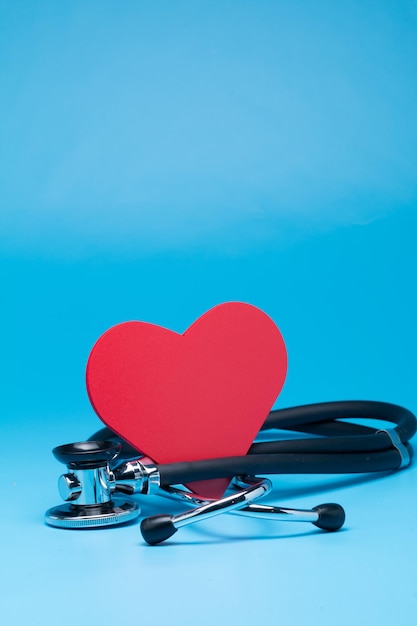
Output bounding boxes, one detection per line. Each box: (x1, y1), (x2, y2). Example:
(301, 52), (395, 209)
(1, 1), (416, 624)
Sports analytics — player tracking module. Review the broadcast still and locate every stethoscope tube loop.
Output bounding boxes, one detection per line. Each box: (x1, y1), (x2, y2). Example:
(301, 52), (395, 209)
(90, 400), (416, 481)
(262, 400), (416, 441)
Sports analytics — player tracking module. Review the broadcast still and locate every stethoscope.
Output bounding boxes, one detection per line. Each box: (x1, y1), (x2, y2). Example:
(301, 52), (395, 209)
(45, 400), (416, 544)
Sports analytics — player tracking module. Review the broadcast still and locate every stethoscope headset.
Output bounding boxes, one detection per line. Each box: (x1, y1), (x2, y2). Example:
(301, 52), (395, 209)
(46, 400), (416, 544)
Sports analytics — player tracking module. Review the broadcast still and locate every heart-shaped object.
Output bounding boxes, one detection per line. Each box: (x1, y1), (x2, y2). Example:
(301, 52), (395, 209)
(86, 302), (287, 498)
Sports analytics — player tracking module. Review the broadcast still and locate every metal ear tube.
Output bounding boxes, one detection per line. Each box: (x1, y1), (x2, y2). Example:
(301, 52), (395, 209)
(141, 478), (345, 545)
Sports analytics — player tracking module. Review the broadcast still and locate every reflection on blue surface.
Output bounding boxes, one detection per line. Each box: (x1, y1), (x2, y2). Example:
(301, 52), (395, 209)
(1, 2), (416, 625)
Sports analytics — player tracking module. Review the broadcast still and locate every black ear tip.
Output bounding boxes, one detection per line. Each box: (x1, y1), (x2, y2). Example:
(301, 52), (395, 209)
(312, 503), (345, 532)
(140, 514), (178, 545)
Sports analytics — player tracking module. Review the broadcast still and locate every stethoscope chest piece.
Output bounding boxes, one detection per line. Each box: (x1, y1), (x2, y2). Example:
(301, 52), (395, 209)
(45, 441), (140, 529)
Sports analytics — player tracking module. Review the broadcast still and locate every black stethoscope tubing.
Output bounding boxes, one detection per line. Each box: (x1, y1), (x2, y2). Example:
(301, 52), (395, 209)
(90, 400), (416, 487)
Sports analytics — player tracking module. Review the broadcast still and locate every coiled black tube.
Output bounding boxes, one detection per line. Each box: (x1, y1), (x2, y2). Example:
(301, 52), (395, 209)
(90, 400), (416, 485)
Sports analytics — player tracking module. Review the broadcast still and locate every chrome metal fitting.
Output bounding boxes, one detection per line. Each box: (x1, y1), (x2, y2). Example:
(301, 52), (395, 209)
(377, 428), (411, 469)
(113, 459), (160, 495)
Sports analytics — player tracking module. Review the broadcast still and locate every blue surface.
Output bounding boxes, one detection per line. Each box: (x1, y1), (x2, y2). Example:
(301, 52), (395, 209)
(1, 2), (417, 624)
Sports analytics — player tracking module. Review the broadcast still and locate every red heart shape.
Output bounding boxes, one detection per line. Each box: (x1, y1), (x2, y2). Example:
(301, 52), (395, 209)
(86, 302), (287, 498)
